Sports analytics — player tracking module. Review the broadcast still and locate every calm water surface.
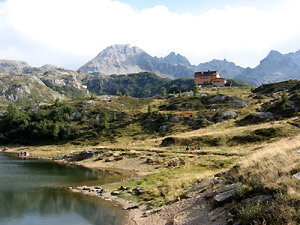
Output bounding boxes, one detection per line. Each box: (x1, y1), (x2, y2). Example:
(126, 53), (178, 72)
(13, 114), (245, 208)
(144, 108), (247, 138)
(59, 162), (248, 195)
(0, 153), (130, 225)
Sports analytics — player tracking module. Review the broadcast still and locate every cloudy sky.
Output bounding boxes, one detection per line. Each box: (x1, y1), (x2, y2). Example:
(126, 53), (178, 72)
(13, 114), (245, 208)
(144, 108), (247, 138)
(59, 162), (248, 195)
(0, 0), (300, 69)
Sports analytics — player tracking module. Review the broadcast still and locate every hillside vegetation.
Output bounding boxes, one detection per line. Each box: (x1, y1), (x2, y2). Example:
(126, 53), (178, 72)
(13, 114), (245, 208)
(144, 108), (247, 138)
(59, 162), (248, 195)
(2, 80), (300, 225)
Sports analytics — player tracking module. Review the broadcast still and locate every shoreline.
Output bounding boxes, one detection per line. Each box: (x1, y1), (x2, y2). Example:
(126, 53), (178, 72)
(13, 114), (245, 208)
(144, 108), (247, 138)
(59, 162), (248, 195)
(1, 147), (156, 225)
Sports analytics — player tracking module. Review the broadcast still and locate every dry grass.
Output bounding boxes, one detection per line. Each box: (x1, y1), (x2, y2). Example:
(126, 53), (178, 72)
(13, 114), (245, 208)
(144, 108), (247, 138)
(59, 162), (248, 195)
(239, 134), (300, 190)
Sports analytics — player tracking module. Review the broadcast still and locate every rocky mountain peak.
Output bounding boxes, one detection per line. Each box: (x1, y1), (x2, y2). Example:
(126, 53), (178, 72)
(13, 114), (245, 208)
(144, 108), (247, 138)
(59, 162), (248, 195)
(96, 44), (145, 58)
(163, 52), (191, 66)
(266, 50), (283, 59)
(0, 59), (30, 73)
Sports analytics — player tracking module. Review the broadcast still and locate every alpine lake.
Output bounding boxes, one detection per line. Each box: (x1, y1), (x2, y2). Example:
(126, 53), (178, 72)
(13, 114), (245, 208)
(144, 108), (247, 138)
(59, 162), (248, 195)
(0, 152), (131, 225)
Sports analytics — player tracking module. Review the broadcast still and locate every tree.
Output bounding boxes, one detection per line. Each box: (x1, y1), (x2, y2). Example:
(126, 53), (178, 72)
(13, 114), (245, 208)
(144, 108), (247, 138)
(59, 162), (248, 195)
(179, 91), (182, 98)
(193, 85), (200, 96)
(281, 90), (288, 103)
(116, 90), (122, 96)
(54, 98), (60, 107)
(161, 87), (167, 96)
(148, 104), (153, 114)
(168, 85), (179, 94)
(103, 112), (110, 129)
(112, 111), (117, 121)
(125, 89), (130, 97)
(163, 114), (168, 122)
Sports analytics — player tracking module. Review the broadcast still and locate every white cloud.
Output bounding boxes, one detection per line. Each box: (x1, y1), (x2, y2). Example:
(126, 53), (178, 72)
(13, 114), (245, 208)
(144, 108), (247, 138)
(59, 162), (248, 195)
(0, 0), (300, 68)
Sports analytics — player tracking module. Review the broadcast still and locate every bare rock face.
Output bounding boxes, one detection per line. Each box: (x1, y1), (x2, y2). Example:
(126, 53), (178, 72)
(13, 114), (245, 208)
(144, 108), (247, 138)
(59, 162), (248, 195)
(79, 44), (146, 75)
(78, 44), (196, 78)
(0, 59), (30, 74)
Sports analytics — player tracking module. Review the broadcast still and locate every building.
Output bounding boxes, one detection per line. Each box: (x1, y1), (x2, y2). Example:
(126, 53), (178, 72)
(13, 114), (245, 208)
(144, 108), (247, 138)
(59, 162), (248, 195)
(194, 70), (226, 87)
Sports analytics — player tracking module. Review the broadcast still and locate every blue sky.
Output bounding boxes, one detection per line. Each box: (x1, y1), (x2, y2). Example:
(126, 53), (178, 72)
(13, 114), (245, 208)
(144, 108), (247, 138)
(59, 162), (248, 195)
(119, 0), (286, 13)
(0, 0), (299, 69)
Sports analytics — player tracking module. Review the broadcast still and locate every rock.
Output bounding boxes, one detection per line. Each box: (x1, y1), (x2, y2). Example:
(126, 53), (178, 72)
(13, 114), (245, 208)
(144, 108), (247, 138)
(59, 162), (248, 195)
(186, 177), (216, 195)
(84, 100), (95, 106)
(292, 172), (300, 180)
(168, 160), (178, 167)
(113, 152), (120, 157)
(233, 222), (242, 225)
(208, 95), (227, 103)
(118, 186), (128, 191)
(82, 186), (91, 191)
(142, 209), (162, 217)
(229, 99), (248, 107)
(170, 116), (180, 123)
(213, 190), (233, 203)
(181, 91), (193, 97)
(133, 186), (145, 195)
(146, 158), (155, 164)
(161, 137), (178, 147)
(241, 195), (272, 205)
(254, 112), (274, 119)
(114, 156), (123, 161)
(165, 218), (179, 225)
(94, 186), (102, 189)
(124, 205), (139, 210)
(111, 191), (120, 196)
(77, 150), (94, 160)
(214, 172), (226, 177)
(205, 183), (242, 198)
(105, 157), (113, 162)
(222, 111), (237, 119)
(295, 148), (300, 154)
(159, 124), (172, 133)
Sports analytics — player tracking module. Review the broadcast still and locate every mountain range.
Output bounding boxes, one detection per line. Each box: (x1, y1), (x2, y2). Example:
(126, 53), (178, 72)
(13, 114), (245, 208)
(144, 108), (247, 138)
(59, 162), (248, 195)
(79, 44), (244, 80)
(79, 44), (300, 86)
(0, 44), (299, 104)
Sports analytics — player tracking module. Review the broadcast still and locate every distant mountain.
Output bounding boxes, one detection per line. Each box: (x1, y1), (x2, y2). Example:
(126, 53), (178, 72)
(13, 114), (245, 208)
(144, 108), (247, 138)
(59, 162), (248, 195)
(0, 60), (89, 104)
(80, 45), (300, 86)
(78, 44), (244, 79)
(238, 50), (300, 86)
(196, 59), (244, 79)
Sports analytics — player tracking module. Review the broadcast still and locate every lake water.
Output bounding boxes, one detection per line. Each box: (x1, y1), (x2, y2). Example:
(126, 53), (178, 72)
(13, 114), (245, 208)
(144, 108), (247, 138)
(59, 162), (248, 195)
(0, 153), (130, 225)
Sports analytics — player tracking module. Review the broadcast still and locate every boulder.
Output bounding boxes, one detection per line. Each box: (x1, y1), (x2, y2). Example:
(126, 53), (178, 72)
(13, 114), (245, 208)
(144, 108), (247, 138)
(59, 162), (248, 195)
(229, 99), (248, 107)
(105, 157), (114, 162)
(77, 150), (94, 160)
(292, 172), (300, 180)
(222, 111), (237, 119)
(133, 186), (145, 195)
(114, 156), (123, 161)
(161, 137), (177, 147)
(208, 95), (227, 103)
(205, 183), (242, 198)
(213, 190), (233, 203)
(118, 186), (128, 191)
(111, 191), (120, 196)
(159, 124), (172, 133)
(170, 116), (180, 123)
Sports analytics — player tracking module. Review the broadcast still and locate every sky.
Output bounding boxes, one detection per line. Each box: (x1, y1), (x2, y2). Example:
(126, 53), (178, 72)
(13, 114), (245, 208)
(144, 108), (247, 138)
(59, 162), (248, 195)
(0, 0), (300, 69)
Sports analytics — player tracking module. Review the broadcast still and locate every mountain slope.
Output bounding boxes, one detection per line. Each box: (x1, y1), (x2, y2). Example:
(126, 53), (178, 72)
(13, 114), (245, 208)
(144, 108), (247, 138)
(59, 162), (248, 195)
(196, 59), (244, 79)
(238, 50), (300, 86)
(78, 44), (244, 79)
(0, 60), (89, 104)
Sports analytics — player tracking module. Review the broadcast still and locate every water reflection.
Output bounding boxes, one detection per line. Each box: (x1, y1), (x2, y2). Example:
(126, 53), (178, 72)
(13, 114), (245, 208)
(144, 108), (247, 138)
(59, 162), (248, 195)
(0, 189), (126, 225)
(0, 153), (131, 225)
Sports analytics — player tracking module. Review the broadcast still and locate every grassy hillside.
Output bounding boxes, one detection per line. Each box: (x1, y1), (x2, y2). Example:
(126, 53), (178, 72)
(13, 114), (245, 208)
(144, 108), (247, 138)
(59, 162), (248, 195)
(2, 81), (300, 224)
